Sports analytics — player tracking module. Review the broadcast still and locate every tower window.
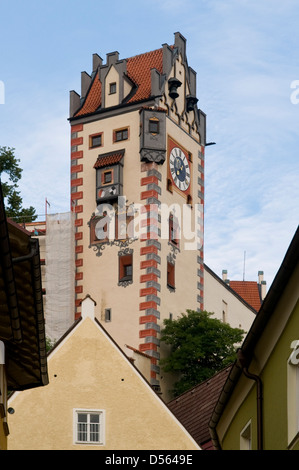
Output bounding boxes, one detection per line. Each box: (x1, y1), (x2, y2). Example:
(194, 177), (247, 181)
(149, 118), (159, 134)
(89, 133), (103, 148)
(167, 261), (175, 290)
(169, 214), (179, 247)
(119, 253), (133, 285)
(113, 127), (129, 142)
(103, 170), (112, 184)
(109, 82), (116, 94)
(167, 178), (173, 193)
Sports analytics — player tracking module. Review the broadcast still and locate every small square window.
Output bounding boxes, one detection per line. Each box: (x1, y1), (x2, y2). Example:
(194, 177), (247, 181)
(90, 134), (102, 148)
(74, 409), (104, 445)
(149, 118), (159, 134)
(105, 308), (111, 322)
(114, 128), (128, 142)
(104, 171), (112, 184)
(109, 82), (116, 94)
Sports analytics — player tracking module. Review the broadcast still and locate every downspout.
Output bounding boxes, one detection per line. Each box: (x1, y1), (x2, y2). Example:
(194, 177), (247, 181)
(12, 239), (38, 264)
(237, 350), (263, 450)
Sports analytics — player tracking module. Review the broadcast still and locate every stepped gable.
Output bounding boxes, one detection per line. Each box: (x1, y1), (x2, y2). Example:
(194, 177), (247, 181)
(75, 47), (164, 117)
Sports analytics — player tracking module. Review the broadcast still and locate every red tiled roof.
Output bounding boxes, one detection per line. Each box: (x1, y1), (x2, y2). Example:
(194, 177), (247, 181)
(126, 48), (163, 103)
(75, 73), (102, 117)
(168, 367), (232, 449)
(75, 48), (164, 117)
(94, 150), (125, 169)
(229, 281), (261, 312)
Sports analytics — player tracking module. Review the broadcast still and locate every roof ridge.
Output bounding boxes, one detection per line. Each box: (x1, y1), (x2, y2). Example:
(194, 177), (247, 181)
(168, 365), (232, 403)
(126, 46), (164, 62)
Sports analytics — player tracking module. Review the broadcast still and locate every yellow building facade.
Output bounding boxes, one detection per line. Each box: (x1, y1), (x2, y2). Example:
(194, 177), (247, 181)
(8, 296), (200, 450)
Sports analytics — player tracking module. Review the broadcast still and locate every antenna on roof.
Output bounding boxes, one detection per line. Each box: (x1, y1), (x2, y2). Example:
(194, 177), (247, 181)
(243, 251), (246, 281)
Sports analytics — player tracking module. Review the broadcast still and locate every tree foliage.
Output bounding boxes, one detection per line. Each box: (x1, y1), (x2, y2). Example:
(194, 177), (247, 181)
(0, 146), (37, 222)
(160, 310), (245, 396)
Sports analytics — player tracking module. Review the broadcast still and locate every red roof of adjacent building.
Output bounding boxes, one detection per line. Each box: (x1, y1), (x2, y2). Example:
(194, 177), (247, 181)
(229, 281), (261, 312)
(75, 48), (164, 117)
(168, 367), (232, 450)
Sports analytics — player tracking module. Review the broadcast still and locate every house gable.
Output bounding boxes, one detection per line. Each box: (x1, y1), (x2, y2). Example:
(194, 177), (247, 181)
(8, 296), (200, 450)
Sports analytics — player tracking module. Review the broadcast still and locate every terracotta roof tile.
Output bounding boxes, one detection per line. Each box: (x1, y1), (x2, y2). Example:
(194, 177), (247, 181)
(229, 281), (261, 311)
(126, 48), (163, 103)
(94, 150), (125, 169)
(75, 74), (102, 117)
(75, 48), (164, 117)
(168, 367), (231, 449)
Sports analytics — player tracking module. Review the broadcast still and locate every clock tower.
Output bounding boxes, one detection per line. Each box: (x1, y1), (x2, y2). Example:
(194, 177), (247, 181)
(69, 32), (206, 399)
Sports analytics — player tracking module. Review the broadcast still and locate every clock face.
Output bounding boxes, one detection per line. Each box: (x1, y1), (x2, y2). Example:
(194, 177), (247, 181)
(169, 147), (190, 192)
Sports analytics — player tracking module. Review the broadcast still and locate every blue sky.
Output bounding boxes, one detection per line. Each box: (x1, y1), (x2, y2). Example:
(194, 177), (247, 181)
(0, 0), (298, 289)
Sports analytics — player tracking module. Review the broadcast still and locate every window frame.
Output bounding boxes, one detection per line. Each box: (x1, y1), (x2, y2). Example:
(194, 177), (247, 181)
(105, 308), (112, 322)
(149, 117), (159, 134)
(113, 127), (129, 143)
(73, 409), (105, 446)
(169, 214), (180, 248)
(89, 132), (103, 149)
(167, 260), (175, 291)
(102, 169), (114, 185)
(119, 253), (133, 284)
(109, 82), (117, 94)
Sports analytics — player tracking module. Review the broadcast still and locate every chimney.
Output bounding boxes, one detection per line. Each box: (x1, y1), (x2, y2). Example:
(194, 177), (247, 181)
(258, 271), (267, 301)
(222, 270), (230, 285)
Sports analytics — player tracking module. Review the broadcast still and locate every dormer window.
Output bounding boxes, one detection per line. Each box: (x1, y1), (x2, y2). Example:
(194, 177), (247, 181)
(109, 82), (116, 94)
